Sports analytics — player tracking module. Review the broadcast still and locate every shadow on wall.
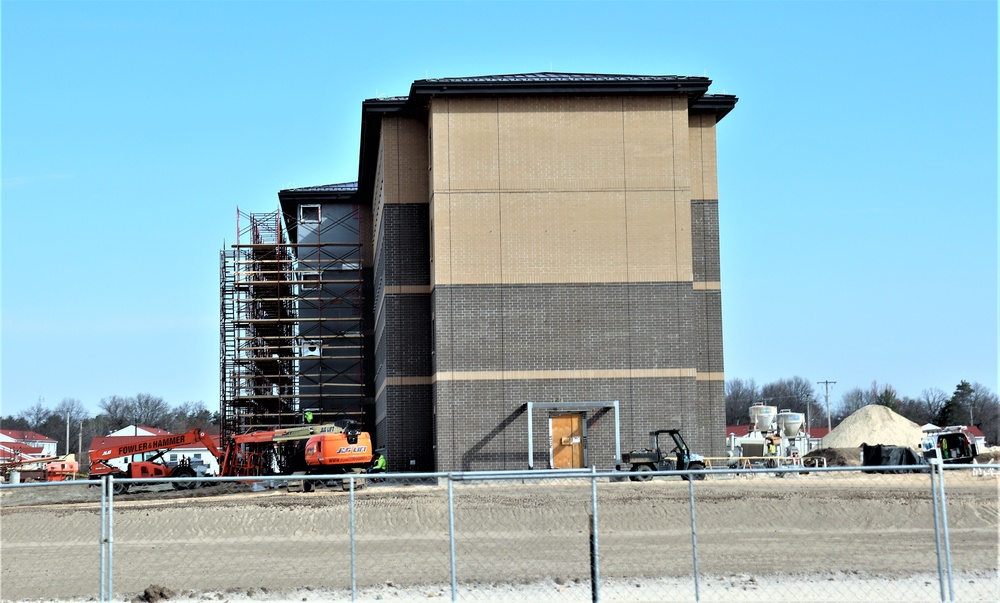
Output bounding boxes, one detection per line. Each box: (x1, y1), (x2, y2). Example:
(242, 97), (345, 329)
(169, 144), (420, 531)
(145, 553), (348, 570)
(461, 406), (525, 472)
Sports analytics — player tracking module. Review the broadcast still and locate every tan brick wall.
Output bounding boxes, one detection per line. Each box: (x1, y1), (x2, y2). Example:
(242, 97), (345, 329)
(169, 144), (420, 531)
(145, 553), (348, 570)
(381, 116), (429, 204)
(689, 113), (718, 201)
(429, 95), (700, 285)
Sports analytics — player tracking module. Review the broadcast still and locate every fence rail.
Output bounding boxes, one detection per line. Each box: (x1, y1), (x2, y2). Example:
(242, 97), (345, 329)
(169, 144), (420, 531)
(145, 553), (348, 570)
(1, 462), (997, 602)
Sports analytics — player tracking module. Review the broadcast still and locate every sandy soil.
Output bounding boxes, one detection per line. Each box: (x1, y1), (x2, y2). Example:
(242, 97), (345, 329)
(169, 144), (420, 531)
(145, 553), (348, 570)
(1, 471), (998, 602)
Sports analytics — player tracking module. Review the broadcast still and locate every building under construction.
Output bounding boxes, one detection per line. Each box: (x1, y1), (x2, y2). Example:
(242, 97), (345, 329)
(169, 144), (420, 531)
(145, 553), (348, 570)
(221, 73), (737, 472)
(220, 186), (370, 442)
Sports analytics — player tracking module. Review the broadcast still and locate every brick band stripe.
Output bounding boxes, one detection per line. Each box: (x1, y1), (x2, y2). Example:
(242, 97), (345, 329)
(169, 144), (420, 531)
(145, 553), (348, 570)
(375, 369), (724, 398)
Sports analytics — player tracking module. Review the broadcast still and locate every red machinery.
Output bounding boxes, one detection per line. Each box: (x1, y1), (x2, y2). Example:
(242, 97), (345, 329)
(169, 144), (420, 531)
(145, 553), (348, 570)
(88, 428), (223, 494)
(87, 422), (375, 494)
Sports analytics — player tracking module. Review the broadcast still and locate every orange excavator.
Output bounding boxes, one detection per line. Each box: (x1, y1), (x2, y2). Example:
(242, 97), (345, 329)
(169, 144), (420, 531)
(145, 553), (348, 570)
(88, 421), (374, 494)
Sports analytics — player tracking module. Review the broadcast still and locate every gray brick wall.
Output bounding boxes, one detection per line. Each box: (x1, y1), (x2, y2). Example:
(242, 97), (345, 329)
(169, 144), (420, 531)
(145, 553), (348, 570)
(429, 282), (726, 467)
(691, 199), (721, 283)
(433, 375), (723, 471)
(373, 202), (433, 471)
(377, 384), (434, 472)
(433, 283), (709, 372)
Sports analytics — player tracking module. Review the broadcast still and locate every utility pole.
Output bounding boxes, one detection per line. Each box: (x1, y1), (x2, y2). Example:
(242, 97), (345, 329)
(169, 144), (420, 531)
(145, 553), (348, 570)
(65, 410), (71, 456)
(818, 380), (836, 432)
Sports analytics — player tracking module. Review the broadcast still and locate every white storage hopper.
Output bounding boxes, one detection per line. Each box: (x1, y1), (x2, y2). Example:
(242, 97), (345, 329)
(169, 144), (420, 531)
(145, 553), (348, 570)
(779, 411), (804, 437)
(750, 405), (777, 432)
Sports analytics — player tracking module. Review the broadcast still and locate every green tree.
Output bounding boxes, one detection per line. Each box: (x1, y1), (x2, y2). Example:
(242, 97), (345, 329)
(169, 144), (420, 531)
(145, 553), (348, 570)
(869, 381), (900, 412)
(936, 381), (973, 427)
(0, 415), (31, 431)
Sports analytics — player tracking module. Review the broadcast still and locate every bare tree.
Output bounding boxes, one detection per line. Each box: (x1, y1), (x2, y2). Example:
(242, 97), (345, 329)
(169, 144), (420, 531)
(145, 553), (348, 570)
(758, 377), (825, 429)
(97, 395), (133, 432)
(133, 393), (171, 428)
(761, 377), (821, 416)
(896, 388), (947, 425)
(169, 401), (214, 433)
(50, 398), (89, 456)
(838, 387), (868, 419)
(55, 398), (88, 427)
(968, 382), (1000, 445)
(725, 378), (759, 425)
(16, 400), (52, 431)
(919, 388), (948, 423)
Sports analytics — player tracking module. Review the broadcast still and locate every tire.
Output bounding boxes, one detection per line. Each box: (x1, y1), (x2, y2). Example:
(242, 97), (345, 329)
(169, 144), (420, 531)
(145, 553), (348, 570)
(171, 466), (198, 490)
(687, 461), (706, 481)
(630, 464), (654, 482)
(112, 481), (129, 495)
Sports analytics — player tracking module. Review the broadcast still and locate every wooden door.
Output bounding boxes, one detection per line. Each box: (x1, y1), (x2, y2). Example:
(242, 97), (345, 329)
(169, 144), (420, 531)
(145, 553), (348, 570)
(551, 413), (585, 469)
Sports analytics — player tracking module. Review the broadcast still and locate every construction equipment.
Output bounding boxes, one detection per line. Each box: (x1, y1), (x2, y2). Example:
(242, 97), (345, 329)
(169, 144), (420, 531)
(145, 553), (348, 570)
(87, 421), (375, 495)
(622, 429), (706, 481)
(222, 420), (373, 492)
(920, 426), (979, 464)
(44, 455), (80, 481)
(2, 454), (80, 483)
(88, 428), (224, 494)
(726, 405), (812, 467)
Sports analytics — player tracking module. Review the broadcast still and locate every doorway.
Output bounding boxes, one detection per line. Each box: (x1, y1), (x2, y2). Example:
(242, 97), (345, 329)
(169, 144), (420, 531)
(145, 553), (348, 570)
(550, 413), (585, 469)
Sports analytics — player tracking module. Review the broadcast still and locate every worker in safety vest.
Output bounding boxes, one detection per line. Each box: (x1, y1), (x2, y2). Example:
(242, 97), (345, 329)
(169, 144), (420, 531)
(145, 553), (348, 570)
(370, 452), (386, 474)
(304, 411), (313, 424)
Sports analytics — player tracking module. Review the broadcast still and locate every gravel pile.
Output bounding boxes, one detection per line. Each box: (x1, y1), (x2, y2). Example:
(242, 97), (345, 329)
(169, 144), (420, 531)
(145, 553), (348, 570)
(821, 405), (923, 449)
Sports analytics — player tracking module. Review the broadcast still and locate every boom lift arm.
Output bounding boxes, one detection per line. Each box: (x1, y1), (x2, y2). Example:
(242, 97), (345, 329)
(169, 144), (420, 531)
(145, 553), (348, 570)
(88, 429), (223, 493)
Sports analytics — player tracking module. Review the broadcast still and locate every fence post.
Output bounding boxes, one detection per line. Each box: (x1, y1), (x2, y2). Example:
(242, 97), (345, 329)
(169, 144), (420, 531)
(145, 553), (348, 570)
(928, 460), (946, 602)
(349, 476), (356, 602)
(590, 466), (600, 603)
(448, 475), (457, 603)
(935, 461), (956, 602)
(100, 477), (107, 603)
(100, 475), (115, 603)
(688, 475), (700, 602)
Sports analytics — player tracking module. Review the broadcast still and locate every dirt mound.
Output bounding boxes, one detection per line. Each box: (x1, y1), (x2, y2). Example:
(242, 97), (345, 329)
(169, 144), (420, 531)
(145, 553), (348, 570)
(822, 405), (923, 449)
(804, 447), (861, 467)
(974, 446), (1000, 464)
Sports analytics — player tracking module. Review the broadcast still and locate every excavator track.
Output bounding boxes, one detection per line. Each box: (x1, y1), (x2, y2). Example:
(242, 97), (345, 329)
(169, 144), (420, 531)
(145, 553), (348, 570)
(286, 471), (312, 493)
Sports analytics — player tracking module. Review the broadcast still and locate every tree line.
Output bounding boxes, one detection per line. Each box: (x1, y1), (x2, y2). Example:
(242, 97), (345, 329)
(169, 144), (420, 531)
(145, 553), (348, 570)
(726, 377), (1000, 445)
(1, 394), (217, 460)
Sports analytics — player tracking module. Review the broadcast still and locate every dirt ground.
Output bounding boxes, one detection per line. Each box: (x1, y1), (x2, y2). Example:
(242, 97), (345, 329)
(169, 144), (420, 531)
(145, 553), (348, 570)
(1, 471), (998, 602)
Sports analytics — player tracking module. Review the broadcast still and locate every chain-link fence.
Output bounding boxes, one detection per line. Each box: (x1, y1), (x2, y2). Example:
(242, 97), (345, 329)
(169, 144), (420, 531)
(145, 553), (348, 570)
(2, 463), (997, 602)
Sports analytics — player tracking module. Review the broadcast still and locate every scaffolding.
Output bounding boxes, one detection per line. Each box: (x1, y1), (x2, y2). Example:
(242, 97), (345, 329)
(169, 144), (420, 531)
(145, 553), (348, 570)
(220, 207), (365, 442)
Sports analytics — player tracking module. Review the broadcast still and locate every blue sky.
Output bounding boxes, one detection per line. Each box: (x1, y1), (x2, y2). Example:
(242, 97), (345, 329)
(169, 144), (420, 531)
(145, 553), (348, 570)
(2, 1), (996, 417)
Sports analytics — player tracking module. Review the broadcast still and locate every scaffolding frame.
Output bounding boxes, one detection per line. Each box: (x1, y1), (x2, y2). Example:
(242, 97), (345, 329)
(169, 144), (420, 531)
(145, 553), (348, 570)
(220, 207), (365, 441)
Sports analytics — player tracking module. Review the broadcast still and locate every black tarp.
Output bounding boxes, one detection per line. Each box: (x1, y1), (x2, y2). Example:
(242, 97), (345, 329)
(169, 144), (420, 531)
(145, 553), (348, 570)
(861, 444), (925, 473)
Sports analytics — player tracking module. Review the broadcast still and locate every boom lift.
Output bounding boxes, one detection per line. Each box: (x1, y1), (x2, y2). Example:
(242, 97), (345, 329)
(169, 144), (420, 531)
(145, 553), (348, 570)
(222, 420), (373, 492)
(88, 421), (375, 495)
(88, 429), (223, 494)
